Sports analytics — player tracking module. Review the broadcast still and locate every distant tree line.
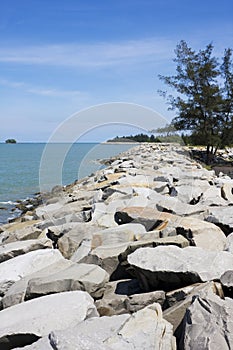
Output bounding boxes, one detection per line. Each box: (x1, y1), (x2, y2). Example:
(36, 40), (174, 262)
(109, 134), (160, 143)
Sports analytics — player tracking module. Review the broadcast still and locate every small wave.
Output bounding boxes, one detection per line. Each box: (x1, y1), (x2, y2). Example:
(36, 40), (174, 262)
(0, 201), (17, 205)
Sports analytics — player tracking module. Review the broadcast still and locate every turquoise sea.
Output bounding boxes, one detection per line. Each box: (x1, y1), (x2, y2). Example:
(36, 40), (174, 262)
(0, 143), (135, 224)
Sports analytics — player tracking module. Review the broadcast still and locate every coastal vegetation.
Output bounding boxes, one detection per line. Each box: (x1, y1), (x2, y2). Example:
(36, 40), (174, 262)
(159, 40), (233, 164)
(108, 130), (182, 144)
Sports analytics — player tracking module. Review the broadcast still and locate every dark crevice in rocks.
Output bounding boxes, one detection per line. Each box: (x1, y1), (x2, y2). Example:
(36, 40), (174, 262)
(176, 227), (195, 246)
(0, 334), (40, 350)
(46, 229), (64, 249)
(211, 222), (233, 236)
(156, 205), (173, 214)
(222, 286), (233, 299)
(115, 211), (161, 231)
(114, 279), (142, 295)
(110, 263), (133, 282)
(189, 193), (203, 205)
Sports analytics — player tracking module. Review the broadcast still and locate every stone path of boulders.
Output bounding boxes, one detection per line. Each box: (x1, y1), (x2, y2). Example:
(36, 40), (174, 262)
(0, 143), (233, 349)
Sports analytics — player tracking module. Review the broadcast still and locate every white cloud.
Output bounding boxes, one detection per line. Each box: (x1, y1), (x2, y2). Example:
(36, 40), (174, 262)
(0, 38), (174, 68)
(0, 78), (84, 98)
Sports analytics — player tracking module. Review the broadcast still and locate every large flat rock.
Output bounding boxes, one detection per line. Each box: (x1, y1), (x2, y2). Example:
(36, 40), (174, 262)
(0, 291), (98, 349)
(2, 259), (73, 309)
(26, 263), (109, 299)
(0, 221), (42, 244)
(205, 206), (233, 235)
(115, 207), (226, 250)
(0, 249), (64, 286)
(91, 223), (146, 249)
(104, 303), (176, 349)
(49, 303), (176, 349)
(0, 238), (52, 263)
(49, 314), (129, 350)
(127, 246), (233, 291)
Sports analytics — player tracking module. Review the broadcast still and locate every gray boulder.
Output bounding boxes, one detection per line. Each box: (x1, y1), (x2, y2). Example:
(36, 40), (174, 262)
(2, 258), (73, 309)
(221, 181), (233, 202)
(50, 314), (130, 350)
(81, 243), (129, 277)
(91, 223), (146, 249)
(116, 207), (226, 250)
(206, 206), (233, 235)
(104, 303), (176, 349)
(0, 249), (64, 286)
(0, 220), (42, 244)
(0, 291), (98, 349)
(0, 238), (52, 263)
(57, 223), (98, 258)
(26, 263), (109, 299)
(177, 293), (233, 350)
(220, 270), (233, 297)
(163, 282), (223, 331)
(125, 290), (165, 313)
(127, 246), (233, 291)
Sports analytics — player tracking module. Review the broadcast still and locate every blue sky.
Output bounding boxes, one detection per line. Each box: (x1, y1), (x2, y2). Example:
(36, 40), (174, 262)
(1, 0), (233, 142)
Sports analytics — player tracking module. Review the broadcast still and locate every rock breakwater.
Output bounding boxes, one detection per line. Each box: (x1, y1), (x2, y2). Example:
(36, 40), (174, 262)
(0, 143), (233, 349)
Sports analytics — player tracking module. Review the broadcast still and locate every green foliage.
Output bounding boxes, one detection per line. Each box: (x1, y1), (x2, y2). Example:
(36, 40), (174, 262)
(159, 40), (233, 163)
(5, 139), (17, 144)
(109, 133), (161, 143)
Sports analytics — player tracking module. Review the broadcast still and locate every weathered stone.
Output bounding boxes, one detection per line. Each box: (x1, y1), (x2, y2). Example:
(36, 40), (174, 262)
(0, 291), (98, 349)
(26, 263), (109, 299)
(199, 186), (228, 206)
(125, 290), (165, 313)
(105, 303), (176, 349)
(120, 235), (189, 263)
(127, 246), (233, 291)
(81, 243), (129, 277)
(95, 279), (141, 316)
(205, 206), (233, 235)
(220, 270), (233, 297)
(177, 293), (233, 350)
(57, 223), (98, 259)
(2, 259), (73, 309)
(173, 180), (211, 204)
(163, 281), (223, 332)
(225, 232), (233, 253)
(70, 240), (92, 262)
(0, 249), (64, 286)
(0, 238), (52, 263)
(0, 221), (42, 244)
(221, 181), (233, 202)
(116, 207), (226, 250)
(91, 223), (146, 249)
(49, 314), (130, 350)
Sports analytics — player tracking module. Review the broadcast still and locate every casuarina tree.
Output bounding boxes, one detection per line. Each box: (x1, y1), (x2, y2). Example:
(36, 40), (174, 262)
(159, 40), (233, 164)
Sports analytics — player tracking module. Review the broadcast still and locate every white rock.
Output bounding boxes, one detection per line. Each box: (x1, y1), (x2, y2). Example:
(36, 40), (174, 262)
(0, 291), (98, 347)
(0, 249), (64, 285)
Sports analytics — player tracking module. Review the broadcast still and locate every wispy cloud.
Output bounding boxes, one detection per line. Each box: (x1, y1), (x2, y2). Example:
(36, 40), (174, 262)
(0, 78), (83, 98)
(0, 38), (174, 68)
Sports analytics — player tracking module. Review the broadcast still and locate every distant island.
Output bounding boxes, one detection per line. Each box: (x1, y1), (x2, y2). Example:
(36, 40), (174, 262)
(5, 139), (17, 144)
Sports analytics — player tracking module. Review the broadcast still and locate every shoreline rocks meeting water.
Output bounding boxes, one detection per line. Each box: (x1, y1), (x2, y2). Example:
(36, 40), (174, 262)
(0, 143), (233, 349)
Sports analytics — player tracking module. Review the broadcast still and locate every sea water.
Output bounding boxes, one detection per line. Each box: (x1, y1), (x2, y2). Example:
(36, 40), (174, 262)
(0, 143), (135, 224)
